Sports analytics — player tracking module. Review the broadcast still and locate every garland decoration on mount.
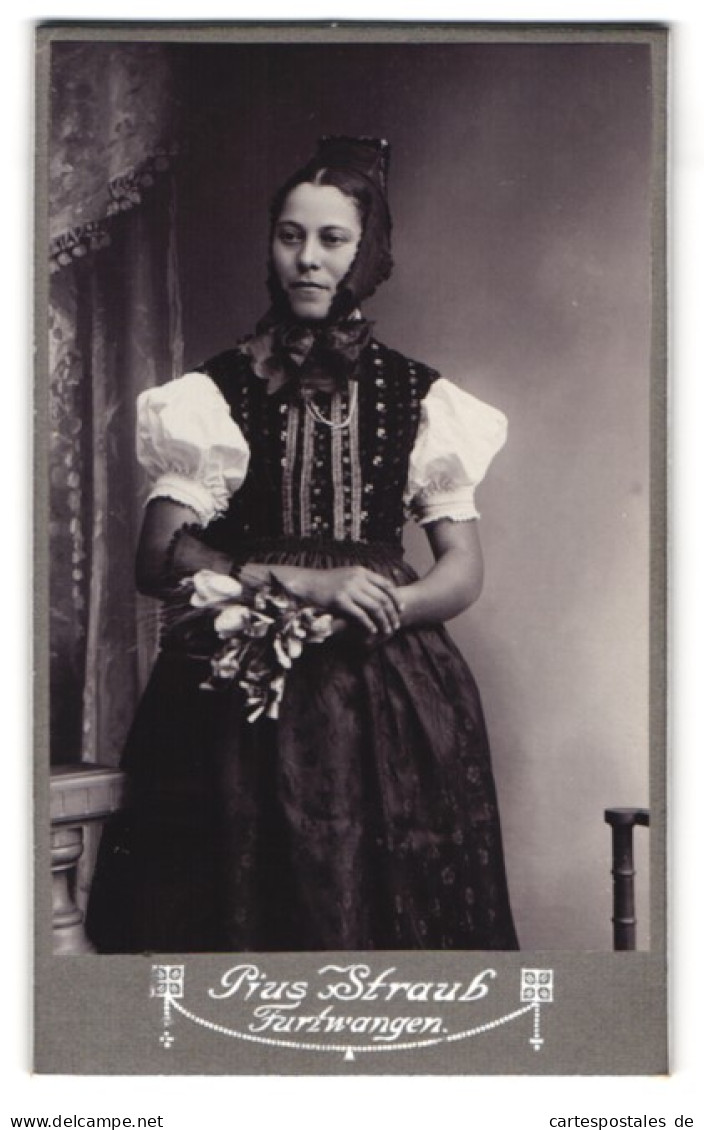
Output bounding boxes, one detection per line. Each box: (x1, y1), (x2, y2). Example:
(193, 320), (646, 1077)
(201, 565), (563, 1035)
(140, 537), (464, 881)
(149, 964), (555, 1061)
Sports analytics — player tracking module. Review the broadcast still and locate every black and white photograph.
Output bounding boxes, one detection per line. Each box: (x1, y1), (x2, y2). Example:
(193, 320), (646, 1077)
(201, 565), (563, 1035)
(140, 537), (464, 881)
(35, 23), (667, 1076)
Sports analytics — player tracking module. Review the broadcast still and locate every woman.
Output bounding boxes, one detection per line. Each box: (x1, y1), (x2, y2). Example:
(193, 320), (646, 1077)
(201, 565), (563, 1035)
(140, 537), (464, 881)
(86, 136), (518, 952)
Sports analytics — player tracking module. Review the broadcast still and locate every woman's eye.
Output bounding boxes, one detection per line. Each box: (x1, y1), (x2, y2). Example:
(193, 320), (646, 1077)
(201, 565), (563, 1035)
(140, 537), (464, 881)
(276, 228), (351, 248)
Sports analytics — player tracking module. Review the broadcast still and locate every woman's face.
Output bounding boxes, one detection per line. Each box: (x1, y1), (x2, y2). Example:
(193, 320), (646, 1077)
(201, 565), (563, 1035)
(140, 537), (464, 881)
(272, 182), (362, 320)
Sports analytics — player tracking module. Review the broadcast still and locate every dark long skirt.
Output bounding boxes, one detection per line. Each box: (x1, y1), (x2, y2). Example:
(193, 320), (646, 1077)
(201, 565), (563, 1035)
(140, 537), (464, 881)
(86, 547), (518, 952)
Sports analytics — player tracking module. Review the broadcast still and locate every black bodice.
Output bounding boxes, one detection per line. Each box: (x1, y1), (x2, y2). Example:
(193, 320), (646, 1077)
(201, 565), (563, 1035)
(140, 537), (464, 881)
(195, 339), (438, 554)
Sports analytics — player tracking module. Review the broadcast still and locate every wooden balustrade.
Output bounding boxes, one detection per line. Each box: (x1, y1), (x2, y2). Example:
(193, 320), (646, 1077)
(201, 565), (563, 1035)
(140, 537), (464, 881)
(50, 764), (125, 954)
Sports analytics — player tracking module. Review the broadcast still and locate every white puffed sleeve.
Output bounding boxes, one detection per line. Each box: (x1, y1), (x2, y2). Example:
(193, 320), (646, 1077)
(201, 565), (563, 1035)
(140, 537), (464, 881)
(404, 378), (507, 524)
(136, 371), (250, 526)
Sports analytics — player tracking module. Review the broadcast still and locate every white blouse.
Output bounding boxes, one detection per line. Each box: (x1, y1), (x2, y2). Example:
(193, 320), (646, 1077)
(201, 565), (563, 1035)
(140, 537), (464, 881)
(136, 371), (507, 527)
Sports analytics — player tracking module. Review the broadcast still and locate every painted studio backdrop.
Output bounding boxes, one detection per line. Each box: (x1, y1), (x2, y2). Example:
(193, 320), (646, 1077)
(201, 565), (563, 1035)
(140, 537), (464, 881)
(48, 39), (653, 951)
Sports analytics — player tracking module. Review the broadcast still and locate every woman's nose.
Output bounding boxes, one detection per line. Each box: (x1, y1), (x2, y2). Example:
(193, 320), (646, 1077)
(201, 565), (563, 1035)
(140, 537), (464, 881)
(296, 236), (321, 272)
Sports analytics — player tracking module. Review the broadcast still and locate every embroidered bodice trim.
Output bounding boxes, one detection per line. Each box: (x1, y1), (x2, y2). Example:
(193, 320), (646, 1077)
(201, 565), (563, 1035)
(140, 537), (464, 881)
(195, 339), (437, 550)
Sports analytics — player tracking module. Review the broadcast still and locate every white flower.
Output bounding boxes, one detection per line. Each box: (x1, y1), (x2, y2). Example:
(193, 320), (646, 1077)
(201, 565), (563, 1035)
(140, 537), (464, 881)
(266, 674), (287, 720)
(245, 611), (275, 639)
(213, 604), (251, 638)
(190, 569), (243, 609)
(274, 633), (303, 669)
(308, 613), (333, 642)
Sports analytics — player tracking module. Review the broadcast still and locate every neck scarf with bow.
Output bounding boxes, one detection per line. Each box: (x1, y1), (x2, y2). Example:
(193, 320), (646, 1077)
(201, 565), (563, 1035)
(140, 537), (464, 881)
(241, 315), (374, 396)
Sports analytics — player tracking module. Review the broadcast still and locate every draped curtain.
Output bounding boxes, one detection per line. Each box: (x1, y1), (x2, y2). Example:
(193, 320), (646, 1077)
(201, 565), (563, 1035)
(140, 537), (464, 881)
(48, 42), (183, 766)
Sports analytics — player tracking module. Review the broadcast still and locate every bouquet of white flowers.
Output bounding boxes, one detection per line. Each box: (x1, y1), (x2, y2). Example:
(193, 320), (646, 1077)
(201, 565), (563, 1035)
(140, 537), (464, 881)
(172, 569), (333, 722)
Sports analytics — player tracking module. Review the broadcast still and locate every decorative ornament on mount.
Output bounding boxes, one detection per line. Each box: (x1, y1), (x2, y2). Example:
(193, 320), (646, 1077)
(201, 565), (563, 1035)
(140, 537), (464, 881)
(149, 964), (555, 1061)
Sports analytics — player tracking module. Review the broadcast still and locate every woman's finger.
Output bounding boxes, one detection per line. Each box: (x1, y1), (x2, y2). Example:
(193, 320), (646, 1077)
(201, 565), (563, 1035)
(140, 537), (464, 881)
(343, 586), (394, 635)
(355, 585), (398, 636)
(361, 580), (401, 629)
(365, 571), (404, 613)
(337, 593), (379, 635)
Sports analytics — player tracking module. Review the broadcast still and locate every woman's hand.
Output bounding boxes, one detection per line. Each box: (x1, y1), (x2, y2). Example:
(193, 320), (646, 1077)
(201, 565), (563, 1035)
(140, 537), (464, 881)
(133, 504), (403, 638)
(291, 565), (403, 637)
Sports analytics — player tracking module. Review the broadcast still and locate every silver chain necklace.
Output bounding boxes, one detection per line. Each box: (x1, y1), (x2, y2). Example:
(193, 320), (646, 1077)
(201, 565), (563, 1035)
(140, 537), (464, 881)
(304, 382), (359, 430)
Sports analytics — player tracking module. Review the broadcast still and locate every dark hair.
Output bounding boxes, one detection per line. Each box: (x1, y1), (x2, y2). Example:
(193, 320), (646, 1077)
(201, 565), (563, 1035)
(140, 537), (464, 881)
(266, 162), (393, 321)
(270, 165), (372, 227)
